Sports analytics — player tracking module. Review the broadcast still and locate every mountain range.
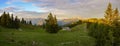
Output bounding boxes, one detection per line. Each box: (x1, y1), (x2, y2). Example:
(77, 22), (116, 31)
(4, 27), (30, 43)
(24, 17), (82, 26)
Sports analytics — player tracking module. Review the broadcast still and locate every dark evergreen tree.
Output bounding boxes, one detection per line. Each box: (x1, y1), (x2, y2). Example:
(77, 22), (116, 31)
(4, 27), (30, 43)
(0, 12), (7, 27)
(0, 12), (11, 27)
(21, 18), (26, 24)
(29, 20), (32, 25)
(11, 14), (14, 22)
(6, 13), (12, 28)
(0, 16), (1, 25)
(14, 16), (19, 29)
(10, 14), (15, 28)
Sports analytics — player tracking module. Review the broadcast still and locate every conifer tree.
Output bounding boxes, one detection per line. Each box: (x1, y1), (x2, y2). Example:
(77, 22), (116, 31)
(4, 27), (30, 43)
(0, 12), (7, 27)
(0, 16), (1, 25)
(45, 13), (60, 33)
(14, 16), (19, 29)
(21, 18), (26, 24)
(9, 14), (16, 28)
(112, 8), (120, 46)
(6, 12), (11, 27)
(113, 8), (119, 20)
(105, 3), (113, 22)
(0, 12), (11, 27)
(11, 14), (14, 22)
(87, 3), (120, 46)
(29, 20), (32, 25)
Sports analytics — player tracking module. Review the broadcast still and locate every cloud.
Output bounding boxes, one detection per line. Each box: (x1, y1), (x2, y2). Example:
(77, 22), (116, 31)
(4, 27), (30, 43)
(4, 0), (120, 18)
(6, 0), (21, 4)
(21, 0), (116, 18)
(13, 11), (48, 18)
(0, 6), (23, 16)
(13, 10), (76, 19)
(1, 6), (23, 12)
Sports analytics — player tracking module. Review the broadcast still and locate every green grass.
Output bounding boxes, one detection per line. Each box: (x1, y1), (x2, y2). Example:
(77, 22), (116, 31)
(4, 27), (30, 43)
(0, 24), (95, 46)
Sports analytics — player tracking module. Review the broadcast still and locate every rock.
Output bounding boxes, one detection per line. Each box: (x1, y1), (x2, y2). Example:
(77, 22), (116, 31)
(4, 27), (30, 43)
(61, 42), (73, 45)
(62, 27), (71, 31)
(18, 28), (22, 31)
(32, 41), (37, 46)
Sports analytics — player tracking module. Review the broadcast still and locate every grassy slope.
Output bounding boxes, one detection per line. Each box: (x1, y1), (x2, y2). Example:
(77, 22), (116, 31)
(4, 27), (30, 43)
(0, 24), (95, 46)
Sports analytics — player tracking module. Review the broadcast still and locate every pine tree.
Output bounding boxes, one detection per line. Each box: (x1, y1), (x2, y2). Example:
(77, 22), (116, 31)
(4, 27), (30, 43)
(45, 13), (60, 33)
(9, 14), (16, 28)
(0, 16), (1, 25)
(21, 18), (26, 24)
(104, 3), (113, 22)
(113, 8), (119, 20)
(0, 12), (11, 27)
(112, 8), (120, 46)
(6, 12), (11, 28)
(29, 20), (32, 25)
(14, 16), (19, 29)
(11, 14), (14, 22)
(103, 3), (120, 46)
(0, 12), (7, 27)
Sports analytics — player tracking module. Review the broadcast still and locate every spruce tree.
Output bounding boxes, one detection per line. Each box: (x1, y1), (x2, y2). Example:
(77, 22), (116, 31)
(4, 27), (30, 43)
(10, 14), (15, 28)
(21, 18), (26, 24)
(9, 14), (16, 28)
(14, 16), (19, 29)
(6, 12), (11, 28)
(0, 16), (1, 26)
(104, 3), (113, 22)
(112, 8), (120, 46)
(45, 13), (59, 33)
(11, 14), (14, 22)
(29, 20), (32, 25)
(113, 8), (119, 20)
(0, 12), (11, 27)
(0, 12), (7, 27)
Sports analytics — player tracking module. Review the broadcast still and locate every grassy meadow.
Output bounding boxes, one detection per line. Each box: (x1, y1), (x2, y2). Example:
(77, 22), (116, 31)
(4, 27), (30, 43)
(0, 24), (95, 46)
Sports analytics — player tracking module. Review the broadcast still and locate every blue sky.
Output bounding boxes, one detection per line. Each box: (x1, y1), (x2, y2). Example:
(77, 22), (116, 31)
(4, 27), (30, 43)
(0, 0), (41, 12)
(0, 0), (120, 19)
(0, 0), (8, 8)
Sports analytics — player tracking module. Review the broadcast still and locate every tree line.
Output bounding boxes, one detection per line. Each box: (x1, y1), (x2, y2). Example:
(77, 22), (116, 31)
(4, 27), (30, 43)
(87, 3), (120, 46)
(0, 12), (32, 29)
(0, 11), (60, 33)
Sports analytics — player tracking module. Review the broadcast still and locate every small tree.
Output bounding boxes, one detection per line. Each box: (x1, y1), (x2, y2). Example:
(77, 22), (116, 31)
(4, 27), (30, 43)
(29, 20), (32, 25)
(45, 13), (60, 33)
(21, 18), (26, 24)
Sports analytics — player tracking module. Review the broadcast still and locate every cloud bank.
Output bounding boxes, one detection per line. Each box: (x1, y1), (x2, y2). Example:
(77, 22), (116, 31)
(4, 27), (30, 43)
(0, 0), (120, 19)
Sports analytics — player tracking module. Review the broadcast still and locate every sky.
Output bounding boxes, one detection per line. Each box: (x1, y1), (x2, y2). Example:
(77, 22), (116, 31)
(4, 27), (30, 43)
(0, 0), (120, 19)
